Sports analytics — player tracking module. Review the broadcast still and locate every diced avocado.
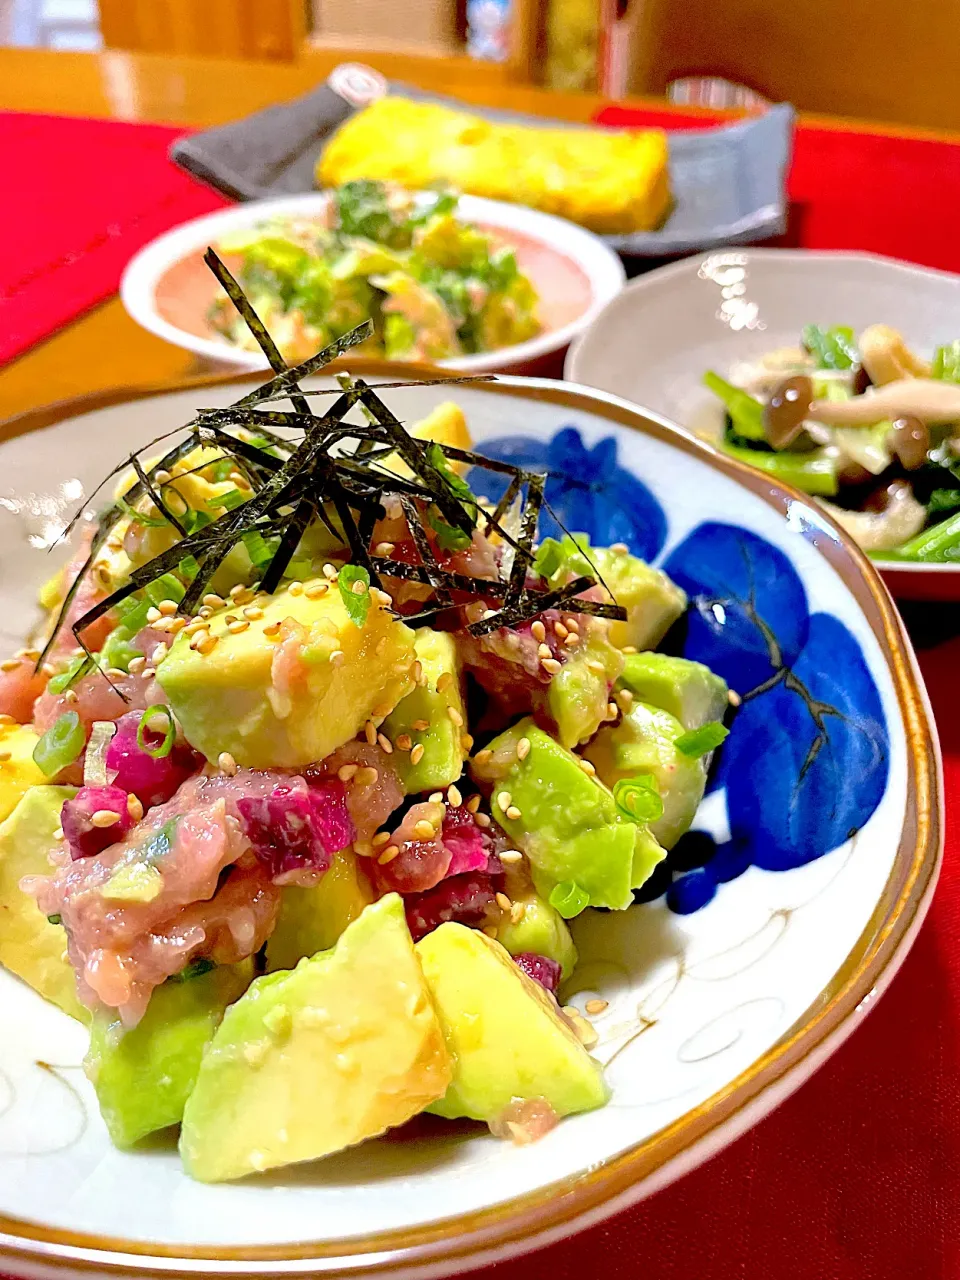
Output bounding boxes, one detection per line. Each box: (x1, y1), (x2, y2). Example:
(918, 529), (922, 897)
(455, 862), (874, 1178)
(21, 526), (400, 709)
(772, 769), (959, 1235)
(383, 629), (467, 792)
(0, 724), (50, 825)
(265, 847), (374, 972)
(417, 924), (608, 1122)
(618, 652), (729, 731)
(495, 880), (578, 980)
(592, 547), (687, 652)
(84, 961), (252, 1148)
(471, 718), (664, 911)
(584, 702), (708, 850)
(0, 784), (87, 1022)
(101, 861), (164, 903)
(537, 536), (686, 652)
(545, 632), (623, 748)
(157, 581), (416, 769)
(179, 894), (451, 1182)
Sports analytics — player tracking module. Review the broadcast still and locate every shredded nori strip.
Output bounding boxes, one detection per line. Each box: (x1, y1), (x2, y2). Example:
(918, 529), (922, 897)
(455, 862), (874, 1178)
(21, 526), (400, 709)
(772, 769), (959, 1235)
(45, 256), (627, 678)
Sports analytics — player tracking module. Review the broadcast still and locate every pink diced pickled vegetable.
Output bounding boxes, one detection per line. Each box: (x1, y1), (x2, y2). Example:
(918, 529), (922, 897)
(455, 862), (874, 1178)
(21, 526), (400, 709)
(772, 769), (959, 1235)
(106, 712), (200, 809)
(513, 952), (562, 995)
(404, 871), (499, 942)
(236, 778), (354, 885)
(61, 785), (133, 860)
(442, 804), (493, 876)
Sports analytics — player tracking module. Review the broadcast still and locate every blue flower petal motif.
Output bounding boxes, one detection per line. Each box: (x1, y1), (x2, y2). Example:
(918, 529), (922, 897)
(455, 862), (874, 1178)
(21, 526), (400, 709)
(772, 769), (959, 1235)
(662, 520), (889, 892)
(663, 523), (809, 693)
(470, 426), (667, 562)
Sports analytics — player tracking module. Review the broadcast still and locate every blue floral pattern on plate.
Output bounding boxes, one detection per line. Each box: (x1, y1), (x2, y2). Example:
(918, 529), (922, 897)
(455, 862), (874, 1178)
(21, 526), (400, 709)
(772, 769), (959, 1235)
(473, 427), (890, 914)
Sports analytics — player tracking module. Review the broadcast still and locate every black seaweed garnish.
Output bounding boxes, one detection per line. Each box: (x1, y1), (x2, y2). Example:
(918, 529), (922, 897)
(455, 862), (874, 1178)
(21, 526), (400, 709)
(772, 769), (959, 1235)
(42, 251), (625, 677)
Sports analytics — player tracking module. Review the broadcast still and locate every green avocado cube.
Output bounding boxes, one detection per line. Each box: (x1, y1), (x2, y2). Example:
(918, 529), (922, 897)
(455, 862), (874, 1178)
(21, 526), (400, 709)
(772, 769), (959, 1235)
(471, 719), (664, 911)
(584, 702), (708, 850)
(84, 961), (253, 1148)
(418, 923), (608, 1123)
(0, 784), (87, 1022)
(179, 895), (451, 1182)
(383, 629), (468, 792)
(265, 847), (374, 972)
(495, 883), (578, 980)
(545, 633), (623, 748)
(157, 582), (416, 768)
(618, 652), (729, 731)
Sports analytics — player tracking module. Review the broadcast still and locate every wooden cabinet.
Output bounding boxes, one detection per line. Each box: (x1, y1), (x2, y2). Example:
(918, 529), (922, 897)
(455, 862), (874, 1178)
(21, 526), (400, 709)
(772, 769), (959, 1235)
(97, 0), (308, 61)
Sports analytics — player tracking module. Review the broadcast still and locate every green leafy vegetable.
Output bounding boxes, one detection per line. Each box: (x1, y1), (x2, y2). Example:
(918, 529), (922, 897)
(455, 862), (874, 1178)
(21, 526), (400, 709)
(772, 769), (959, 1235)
(928, 488), (960, 516)
(932, 341), (960, 382)
(674, 722), (729, 759)
(33, 711), (85, 777)
(801, 324), (858, 370)
(338, 564), (371, 628)
(613, 775), (664, 824)
(333, 180), (409, 248)
(720, 441), (839, 497)
(875, 510), (960, 562)
(548, 880), (591, 919)
(137, 705), (176, 760)
(703, 372), (767, 441)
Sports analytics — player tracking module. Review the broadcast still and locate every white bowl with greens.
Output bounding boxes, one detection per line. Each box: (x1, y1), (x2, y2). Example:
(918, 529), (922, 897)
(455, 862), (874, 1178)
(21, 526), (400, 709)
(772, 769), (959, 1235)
(122, 184), (625, 374)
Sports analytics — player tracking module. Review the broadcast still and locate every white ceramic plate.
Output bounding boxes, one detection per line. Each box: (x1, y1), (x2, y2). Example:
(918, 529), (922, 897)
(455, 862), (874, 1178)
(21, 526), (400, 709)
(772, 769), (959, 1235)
(120, 194), (626, 374)
(0, 369), (941, 1280)
(566, 249), (960, 599)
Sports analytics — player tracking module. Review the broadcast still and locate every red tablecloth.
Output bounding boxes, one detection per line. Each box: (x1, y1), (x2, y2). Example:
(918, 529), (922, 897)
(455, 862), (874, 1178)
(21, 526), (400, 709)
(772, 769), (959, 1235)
(0, 112), (227, 366)
(2, 102), (960, 1280)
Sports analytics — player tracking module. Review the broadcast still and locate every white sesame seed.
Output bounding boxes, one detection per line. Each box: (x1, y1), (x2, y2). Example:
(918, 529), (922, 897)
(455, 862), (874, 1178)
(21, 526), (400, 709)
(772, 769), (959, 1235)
(542, 658), (562, 675)
(466, 794), (481, 813)
(500, 849), (523, 864)
(531, 620), (546, 642)
(322, 563), (338, 580)
(413, 819), (437, 840)
(516, 736), (531, 761)
(728, 688), (742, 707)
(537, 642), (552, 660)
(497, 792), (511, 812)
(145, 607), (161, 624)
(377, 732), (394, 754)
(126, 794), (144, 821)
(378, 844), (401, 865)
(91, 809), (121, 828)
(585, 998), (609, 1015)
(409, 743), (425, 765)
(355, 766), (379, 786)
(364, 720), (377, 746)
(446, 706), (464, 727)
(288, 581), (304, 597)
(495, 892), (512, 912)
(372, 831), (391, 848)
(475, 812), (491, 828)
(506, 805), (522, 821)
(217, 752), (238, 776)
(510, 901), (526, 924)
(436, 672), (453, 694)
(338, 763), (359, 782)
(447, 784), (463, 807)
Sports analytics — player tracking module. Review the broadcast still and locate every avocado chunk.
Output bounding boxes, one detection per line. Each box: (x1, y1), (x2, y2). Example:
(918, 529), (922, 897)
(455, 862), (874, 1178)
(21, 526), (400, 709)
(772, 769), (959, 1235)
(384, 402), (472, 479)
(157, 581), (416, 768)
(383, 629), (468, 792)
(584, 702), (708, 850)
(179, 894), (451, 1182)
(471, 718), (664, 911)
(417, 924), (608, 1123)
(0, 783), (87, 1022)
(618, 652), (729, 731)
(545, 632), (623, 748)
(537, 537), (686, 652)
(495, 881), (578, 981)
(85, 961), (253, 1148)
(265, 847), (374, 972)
(0, 723), (50, 825)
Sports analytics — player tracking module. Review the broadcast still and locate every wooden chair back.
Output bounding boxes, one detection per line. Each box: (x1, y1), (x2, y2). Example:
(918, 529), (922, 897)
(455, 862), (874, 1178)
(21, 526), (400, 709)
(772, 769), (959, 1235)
(97, 0), (308, 61)
(629, 0), (960, 130)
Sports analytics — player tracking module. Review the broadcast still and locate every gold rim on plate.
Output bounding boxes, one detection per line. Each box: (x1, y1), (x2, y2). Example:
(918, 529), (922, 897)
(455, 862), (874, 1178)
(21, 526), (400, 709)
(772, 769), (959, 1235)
(0, 365), (942, 1278)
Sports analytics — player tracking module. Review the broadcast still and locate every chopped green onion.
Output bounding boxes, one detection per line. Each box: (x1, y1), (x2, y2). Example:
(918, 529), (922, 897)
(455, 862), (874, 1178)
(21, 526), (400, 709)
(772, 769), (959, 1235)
(117, 496), (169, 528)
(719, 441), (839, 497)
(548, 880), (590, 919)
(613, 774), (664, 824)
(84, 720), (116, 786)
(533, 538), (568, 581)
(928, 489), (960, 516)
(338, 564), (371, 627)
(206, 488), (247, 511)
(703, 372), (767, 441)
(179, 554), (201, 582)
(33, 711), (85, 777)
(801, 324), (858, 370)
(145, 573), (185, 606)
(170, 957), (216, 983)
(137, 705), (176, 759)
(47, 656), (91, 694)
(208, 458), (235, 482)
(46, 913), (62, 926)
(675, 722), (729, 759)
(242, 529), (278, 569)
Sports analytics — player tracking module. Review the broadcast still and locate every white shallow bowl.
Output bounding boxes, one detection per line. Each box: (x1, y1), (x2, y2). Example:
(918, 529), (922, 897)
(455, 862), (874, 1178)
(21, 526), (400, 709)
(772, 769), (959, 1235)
(121, 193), (626, 374)
(0, 368), (941, 1280)
(566, 248), (960, 600)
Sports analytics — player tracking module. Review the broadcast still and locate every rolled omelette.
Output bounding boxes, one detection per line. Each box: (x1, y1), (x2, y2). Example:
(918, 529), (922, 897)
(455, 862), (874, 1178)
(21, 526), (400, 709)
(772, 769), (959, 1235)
(317, 97), (671, 236)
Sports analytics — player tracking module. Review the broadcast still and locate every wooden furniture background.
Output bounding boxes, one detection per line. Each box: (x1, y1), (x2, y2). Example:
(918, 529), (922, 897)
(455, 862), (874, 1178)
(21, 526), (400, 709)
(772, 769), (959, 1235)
(629, 0), (960, 131)
(97, 0), (309, 60)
